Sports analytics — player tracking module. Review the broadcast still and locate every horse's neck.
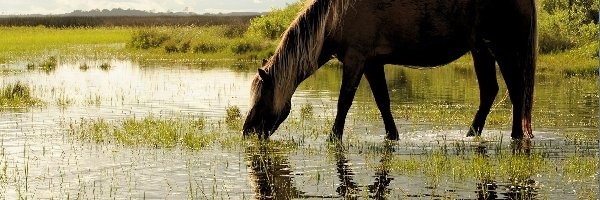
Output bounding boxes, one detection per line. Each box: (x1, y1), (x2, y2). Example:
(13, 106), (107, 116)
(270, 0), (346, 113)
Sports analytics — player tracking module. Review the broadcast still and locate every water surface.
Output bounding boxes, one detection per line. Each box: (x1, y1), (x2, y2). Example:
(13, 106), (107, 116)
(0, 60), (597, 199)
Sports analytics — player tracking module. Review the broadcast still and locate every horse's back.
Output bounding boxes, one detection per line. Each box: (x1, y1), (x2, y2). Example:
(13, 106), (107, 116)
(333, 0), (527, 67)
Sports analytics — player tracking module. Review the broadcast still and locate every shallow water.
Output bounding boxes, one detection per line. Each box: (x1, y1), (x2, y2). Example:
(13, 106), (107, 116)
(0, 60), (597, 199)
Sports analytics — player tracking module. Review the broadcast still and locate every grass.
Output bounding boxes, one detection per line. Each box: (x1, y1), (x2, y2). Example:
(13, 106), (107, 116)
(300, 104), (313, 119)
(0, 27), (130, 61)
(69, 115), (217, 149)
(0, 82), (43, 108)
(225, 105), (242, 129)
(0, 25), (596, 75)
(99, 63), (111, 71)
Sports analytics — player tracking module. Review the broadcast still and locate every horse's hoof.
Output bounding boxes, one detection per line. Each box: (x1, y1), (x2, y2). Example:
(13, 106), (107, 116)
(385, 133), (399, 140)
(327, 134), (342, 143)
(510, 138), (532, 154)
(466, 127), (480, 137)
(466, 132), (475, 137)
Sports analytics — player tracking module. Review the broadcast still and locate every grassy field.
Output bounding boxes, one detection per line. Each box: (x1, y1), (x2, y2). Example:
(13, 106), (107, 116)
(0, 15), (255, 27)
(0, 26), (597, 76)
(0, 26), (131, 63)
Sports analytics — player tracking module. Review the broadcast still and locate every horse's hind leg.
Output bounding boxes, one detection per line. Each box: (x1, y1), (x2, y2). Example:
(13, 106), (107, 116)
(493, 47), (530, 139)
(467, 42), (499, 137)
(364, 64), (399, 140)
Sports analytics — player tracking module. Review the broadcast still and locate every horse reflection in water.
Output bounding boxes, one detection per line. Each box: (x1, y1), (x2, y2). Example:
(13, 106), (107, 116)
(245, 142), (394, 199)
(245, 143), (304, 199)
(331, 142), (394, 199)
(246, 141), (539, 199)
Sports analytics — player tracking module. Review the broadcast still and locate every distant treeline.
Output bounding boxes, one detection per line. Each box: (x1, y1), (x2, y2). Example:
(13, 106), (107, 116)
(0, 15), (258, 27)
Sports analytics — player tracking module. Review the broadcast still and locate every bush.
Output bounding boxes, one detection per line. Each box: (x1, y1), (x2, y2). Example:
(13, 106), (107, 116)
(538, 0), (598, 53)
(223, 25), (247, 38)
(192, 41), (224, 54)
(129, 29), (170, 49)
(231, 39), (267, 55)
(246, 1), (305, 39)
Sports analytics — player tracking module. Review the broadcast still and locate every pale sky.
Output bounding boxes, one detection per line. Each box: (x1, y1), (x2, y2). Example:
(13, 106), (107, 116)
(0, 0), (299, 15)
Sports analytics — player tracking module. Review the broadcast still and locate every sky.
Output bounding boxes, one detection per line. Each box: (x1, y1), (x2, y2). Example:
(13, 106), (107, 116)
(0, 0), (299, 15)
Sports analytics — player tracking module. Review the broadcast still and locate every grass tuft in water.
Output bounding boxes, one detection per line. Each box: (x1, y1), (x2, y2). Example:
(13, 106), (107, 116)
(0, 82), (43, 108)
(99, 63), (111, 71)
(300, 104), (313, 119)
(70, 115), (216, 150)
(225, 105), (242, 129)
(79, 63), (89, 71)
(39, 56), (57, 71)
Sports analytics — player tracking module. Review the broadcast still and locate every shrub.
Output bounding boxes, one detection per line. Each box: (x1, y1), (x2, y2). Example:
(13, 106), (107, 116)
(192, 41), (223, 54)
(538, 0), (598, 53)
(230, 39), (268, 55)
(223, 24), (247, 38)
(129, 29), (170, 49)
(246, 1), (305, 39)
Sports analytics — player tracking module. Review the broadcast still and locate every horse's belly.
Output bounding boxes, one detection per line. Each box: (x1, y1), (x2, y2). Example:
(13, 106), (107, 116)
(340, 0), (479, 66)
(376, 42), (472, 67)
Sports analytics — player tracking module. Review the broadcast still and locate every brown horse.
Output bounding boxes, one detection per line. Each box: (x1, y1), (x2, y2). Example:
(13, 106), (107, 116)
(243, 0), (537, 141)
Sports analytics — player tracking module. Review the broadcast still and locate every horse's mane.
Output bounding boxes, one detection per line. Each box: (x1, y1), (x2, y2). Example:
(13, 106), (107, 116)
(264, 0), (354, 114)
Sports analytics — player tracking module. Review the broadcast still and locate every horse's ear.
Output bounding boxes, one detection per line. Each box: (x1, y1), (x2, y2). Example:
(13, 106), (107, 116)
(257, 68), (272, 84)
(262, 59), (268, 67)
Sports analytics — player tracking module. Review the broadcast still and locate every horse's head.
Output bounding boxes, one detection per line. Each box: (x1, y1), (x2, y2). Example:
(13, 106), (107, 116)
(243, 61), (291, 138)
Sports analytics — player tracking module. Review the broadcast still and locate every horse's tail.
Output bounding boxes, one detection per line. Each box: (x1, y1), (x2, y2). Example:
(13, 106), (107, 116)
(522, 0), (537, 138)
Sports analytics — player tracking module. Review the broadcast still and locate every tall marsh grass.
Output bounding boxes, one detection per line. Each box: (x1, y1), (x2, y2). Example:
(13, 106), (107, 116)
(0, 82), (43, 108)
(128, 26), (272, 58)
(69, 116), (215, 149)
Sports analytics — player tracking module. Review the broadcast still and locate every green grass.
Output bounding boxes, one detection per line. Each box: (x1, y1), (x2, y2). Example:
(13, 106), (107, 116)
(0, 82), (44, 108)
(99, 63), (111, 71)
(225, 105), (242, 129)
(0, 25), (596, 74)
(69, 115), (216, 149)
(0, 26), (131, 62)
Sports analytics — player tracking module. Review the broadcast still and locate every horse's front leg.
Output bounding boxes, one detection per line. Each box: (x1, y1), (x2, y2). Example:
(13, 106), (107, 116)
(364, 64), (399, 140)
(331, 52), (366, 141)
(467, 41), (499, 137)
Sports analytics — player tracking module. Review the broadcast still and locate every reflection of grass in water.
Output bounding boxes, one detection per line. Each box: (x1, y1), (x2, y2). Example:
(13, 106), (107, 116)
(70, 115), (216, 149)
(361, 141), (597, 199)
(0, 82), (44, 108)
